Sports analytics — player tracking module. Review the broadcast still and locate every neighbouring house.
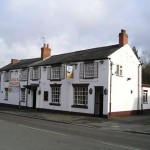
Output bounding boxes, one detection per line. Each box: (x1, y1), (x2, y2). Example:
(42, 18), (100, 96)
(0, 29), (147, 118)
(142, 84), (150, 113)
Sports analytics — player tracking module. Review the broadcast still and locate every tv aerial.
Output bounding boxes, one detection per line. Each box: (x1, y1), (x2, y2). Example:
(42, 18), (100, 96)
(40, 35), (47, 44)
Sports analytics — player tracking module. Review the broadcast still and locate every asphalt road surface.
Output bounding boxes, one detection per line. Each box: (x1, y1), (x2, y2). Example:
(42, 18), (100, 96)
(0, 113), (149, 150)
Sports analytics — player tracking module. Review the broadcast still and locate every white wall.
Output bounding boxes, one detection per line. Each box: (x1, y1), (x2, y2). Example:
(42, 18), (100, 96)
(109, 44), (142, 112)
(38, 60), (110, 115)
(0, 44), (142, 116)
(0, 70), (20, 106)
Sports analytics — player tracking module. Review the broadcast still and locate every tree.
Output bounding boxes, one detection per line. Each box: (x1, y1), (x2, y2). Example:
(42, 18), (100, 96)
(142, 63), (150, 84)
(132, 47), (150, 85)
(132, 46), (140, 60)
(140, 50), (150, 84)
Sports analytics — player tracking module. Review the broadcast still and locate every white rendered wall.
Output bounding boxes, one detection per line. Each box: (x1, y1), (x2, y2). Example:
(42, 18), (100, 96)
(38, 60), (110, 115)
(0, 70), (20, 106)
(109, 45), (142, 112)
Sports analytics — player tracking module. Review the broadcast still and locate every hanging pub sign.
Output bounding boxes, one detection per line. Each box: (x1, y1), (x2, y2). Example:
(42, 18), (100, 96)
(67, 65), (73, 78)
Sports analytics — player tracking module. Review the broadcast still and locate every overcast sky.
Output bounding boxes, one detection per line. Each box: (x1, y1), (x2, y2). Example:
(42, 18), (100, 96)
(0, 0), (150, 67)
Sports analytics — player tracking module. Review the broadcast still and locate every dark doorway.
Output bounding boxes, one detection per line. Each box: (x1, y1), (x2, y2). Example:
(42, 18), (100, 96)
(32, 89), (37, 109)
(94, 86), (103, 116)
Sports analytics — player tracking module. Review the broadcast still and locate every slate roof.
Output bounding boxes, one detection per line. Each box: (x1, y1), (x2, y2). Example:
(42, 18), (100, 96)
(33, 44), (121, 67)
(0, 44), (121, 71)
(0, 58), (42, 71)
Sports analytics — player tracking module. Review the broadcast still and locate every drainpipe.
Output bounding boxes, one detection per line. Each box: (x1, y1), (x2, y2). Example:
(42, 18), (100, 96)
(26, 68), (29, 108)
(108, 58), (113, 117)
(138, 63), (142, 114)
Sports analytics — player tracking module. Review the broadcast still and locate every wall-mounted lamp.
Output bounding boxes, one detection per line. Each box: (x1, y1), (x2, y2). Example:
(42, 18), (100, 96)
(38, 90), (41, 95)
(28, 89), (30, 94)
(127, 78), (131, 81)
(99, 60), (104, 64)
(89, 88), (93, 94)
(43, 66), (47, 71)
(104, 88), (108, 95)
(74, 64), (78, 69)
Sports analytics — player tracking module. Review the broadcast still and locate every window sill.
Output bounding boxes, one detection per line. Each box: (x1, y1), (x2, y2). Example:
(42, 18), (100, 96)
(84, 77), (94, 79)
(20, 100), (25, 102)
(50, 79), (61, 81)
(49, 103), (61, 106)
(116, 74), (123, 77)
(143, 102), (148, 104)
(71, 105), (88, 109)
(44, 100), (48, 102)
(31, 79), (39, 81)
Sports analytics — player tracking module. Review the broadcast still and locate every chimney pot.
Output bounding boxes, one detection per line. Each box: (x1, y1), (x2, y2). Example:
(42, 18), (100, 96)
(11, 59), (20, 64)
(119, 29), (128, 46)
(41, 43), (51, 59)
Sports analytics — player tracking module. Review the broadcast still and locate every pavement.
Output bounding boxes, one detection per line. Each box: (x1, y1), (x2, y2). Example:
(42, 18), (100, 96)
(0, 106), (150, 135)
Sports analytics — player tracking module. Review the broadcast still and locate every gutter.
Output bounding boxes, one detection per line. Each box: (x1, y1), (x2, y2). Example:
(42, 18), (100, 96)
(108, 58), (113, 117)
(26, 68), (29, 108)
(138, 63), (142, 114)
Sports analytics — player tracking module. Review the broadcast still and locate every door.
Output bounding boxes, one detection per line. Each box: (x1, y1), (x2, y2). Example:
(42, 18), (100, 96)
(94, 87), (103, 116)
(32, 89), (36, 109)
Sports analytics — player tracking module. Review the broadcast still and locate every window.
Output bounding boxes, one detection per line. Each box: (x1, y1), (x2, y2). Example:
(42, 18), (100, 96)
(21, 89), (26, 101)
(33, 68), (38, 79)
(85, 63), (94, 78)
(80, 62), (98, 79)
(21, 69), (27, 81)
(5, 88), (8, 100)
(3, 72), (10, 82)
(52, 67), (60, 79)
(44, 91), (48, 101)
(30, 67), (41, 80)
(72, 84), (88, 108)
(143, 91), (148, 104)
(116, 65), (123, 76)
(50, 85), (61, 105)
(47, 66), (65, 80)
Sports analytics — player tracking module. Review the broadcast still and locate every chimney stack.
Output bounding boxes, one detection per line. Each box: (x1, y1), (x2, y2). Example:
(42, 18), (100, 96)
(41, 44), (51, 59)
(119, 29), (128, 46)
(11, 59), (20, 64)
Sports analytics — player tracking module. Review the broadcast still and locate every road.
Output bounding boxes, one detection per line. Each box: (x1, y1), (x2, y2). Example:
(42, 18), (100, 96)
(0, 113), (149, 150)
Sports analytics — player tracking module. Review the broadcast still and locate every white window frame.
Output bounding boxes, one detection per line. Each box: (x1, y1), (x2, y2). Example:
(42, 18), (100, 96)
(47, 66), (65, 80)
(30, 67), (41, 80)
(52, 67), (60, 80)
(4, 72), (10, 82)
(51, 86), (61, 104)
(73, 86), (88, 106)
(143, 91), (148, 104)
(21, 69), (27, 81)
(80, 62), (98, 79)
(85, 63), (94, 78)
(116, 65), (123, 76)
(33, 68), (38, 80)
